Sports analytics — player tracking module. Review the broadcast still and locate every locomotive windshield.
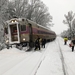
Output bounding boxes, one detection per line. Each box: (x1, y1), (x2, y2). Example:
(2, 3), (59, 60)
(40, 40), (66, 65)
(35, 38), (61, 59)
(10, 24), (17, 34)
(9, 24), (18, 41)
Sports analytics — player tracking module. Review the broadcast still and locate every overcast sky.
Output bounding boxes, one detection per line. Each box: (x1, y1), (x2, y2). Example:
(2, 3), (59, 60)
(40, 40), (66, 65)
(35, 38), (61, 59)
(41, 0), (75, 34)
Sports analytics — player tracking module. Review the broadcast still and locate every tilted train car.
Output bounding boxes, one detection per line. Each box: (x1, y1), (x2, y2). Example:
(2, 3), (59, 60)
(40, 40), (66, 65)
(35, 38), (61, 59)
(4, 18), (56, 49)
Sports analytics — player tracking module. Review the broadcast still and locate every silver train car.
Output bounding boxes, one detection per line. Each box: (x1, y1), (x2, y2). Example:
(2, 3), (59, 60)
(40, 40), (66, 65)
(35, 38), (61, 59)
(4, 18), (56, 49)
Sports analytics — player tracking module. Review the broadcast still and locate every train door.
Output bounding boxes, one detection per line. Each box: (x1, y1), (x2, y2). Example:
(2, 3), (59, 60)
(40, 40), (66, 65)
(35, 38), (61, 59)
(8, 23), (20, 44)
(29, 23), (34, 47)
(29, 23), (33, 41)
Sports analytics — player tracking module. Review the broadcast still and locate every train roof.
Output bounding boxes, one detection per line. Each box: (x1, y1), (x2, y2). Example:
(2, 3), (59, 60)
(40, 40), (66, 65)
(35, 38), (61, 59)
(26, 18), (55, 33)
(5, 18), (55, 34)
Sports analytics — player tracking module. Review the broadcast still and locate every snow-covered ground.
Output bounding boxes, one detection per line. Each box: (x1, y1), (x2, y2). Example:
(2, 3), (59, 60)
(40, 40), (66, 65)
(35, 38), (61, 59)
(0, 37), (75, 75)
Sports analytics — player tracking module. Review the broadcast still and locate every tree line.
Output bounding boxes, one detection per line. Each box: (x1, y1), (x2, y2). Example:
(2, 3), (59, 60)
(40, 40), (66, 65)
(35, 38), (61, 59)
(0, 0), (53, 27)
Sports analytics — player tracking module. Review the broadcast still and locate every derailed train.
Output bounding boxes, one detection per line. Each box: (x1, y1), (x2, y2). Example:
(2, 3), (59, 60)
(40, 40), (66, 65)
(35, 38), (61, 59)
(4, 18), (56, 49)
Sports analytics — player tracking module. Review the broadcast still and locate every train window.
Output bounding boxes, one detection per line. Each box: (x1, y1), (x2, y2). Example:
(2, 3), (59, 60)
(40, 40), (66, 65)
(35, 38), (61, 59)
(10, 24), (17, 33)
(13, 26), (17, 32)
(21, 25), (26, 31)
(4, 27), (8, 34)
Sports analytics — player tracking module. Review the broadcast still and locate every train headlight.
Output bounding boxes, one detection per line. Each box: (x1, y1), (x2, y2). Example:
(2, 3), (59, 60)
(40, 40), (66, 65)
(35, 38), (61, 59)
(11, 20), (14, 23)
(6, 40), (9, 43)
(11, 20), (17, 23)
(15, 20), (17, 22)
(23, 38), (25, 41)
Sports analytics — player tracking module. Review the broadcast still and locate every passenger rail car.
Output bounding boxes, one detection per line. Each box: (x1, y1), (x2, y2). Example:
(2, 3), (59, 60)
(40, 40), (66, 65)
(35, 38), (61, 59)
(4, 18), (56, 49)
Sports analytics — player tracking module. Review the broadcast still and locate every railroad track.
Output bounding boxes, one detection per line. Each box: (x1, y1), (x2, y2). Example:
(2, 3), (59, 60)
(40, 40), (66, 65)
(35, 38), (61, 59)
(56, 37), (75, 75)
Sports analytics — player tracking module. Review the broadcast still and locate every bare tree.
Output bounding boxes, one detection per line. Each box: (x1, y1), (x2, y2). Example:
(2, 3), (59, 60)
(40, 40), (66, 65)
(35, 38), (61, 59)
(0, 0), (8, 28)
(0, 0), (8, 44)
(26, 0), (52, 27)
(6, 0), (53, 27)
(63, 11), (75, 38)
(31, 1), (52, 26)
(0, 0), (8, 10)
(4, 0), (28, 19)
(0, 0), (8, 20)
